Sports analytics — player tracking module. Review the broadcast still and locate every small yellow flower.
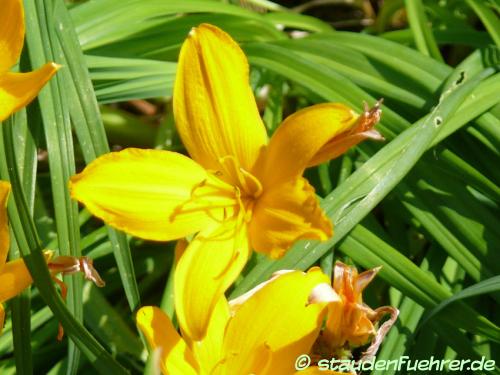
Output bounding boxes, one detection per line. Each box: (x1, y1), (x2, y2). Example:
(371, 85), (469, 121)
(137, 267), (338, 375)
(315, 262), (398, 359)
(0, 182), (104, 336)
(0, 0), (60, 122)
(69, 24), (382, 340)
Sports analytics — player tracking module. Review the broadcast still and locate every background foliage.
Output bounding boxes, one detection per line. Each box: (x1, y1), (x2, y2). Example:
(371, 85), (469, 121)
(0, 0), (499, 374)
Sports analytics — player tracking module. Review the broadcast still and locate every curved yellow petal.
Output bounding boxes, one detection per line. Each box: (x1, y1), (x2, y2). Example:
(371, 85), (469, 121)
(249, 177), (332, 259)
(222, 267), (331, 375)
(256, 103), (357, 187)
(174, 23), (267, 172)
(70, 148), (237, 241)
(0, 62), (60, 122)
(0, 0), (24, 73)
(186, 296), (229, 374)
(0, 181), (11, 271)
(0, 258), (32, 303)
(175, 218), (250, 341)
(136, 306), (199, 375)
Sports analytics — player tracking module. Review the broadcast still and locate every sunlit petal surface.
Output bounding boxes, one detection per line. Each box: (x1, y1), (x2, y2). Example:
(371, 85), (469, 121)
(175, 218), (250, 341)
(70, 148), (237, 241)
(174, 23), (267, 171)
(0, 63), (60, 121)
(0, 0), (24, 74)
(137, 306), (199, 375)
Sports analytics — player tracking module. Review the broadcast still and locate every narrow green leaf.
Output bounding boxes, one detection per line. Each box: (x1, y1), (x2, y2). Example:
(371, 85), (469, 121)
(8, 69), (38, 374)
(53, 0), (141, 312)
(86, 55), (175, 103)
(70, 0), (268, 50)
(10, 292), (32, 375)
(0, 306), (53, 354)
(263, 12), (332, 33)
(24, 1), (82, 371)
(82, 284), (143, 358)
(0, 120), (129, 375)
(381, 27), (493, 48)
(419, 275), (500, 329)
(466, 0), (500, 47)
(405, 0), (445, 62)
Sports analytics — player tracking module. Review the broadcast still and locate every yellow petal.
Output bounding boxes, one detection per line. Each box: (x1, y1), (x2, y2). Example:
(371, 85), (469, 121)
(175, 217), (250, 341)
(249, 177), (332, 259)
(0, 181), (11, 271)
(186, 296), (229, 374)
(0, 303), (4, 335)
(70, 148), (237, 241)
(0, 62), (60, 122)
(299, 101), (384, 168)
(174, 23), (267, 172)
(228, 270), (295, 313)
(256, 103), (357, 186)
(0, 0), (24, 74)
(0, 258), (33, 303)
(222, 267), (331, 375)
(136, 306), (199, 375)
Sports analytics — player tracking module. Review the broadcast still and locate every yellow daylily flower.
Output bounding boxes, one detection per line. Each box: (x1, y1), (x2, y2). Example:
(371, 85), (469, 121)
(137, 267), (339, 375)
(0, 0), (60, 122)
(69, 24), (382, 340)
(0, 181), (104, 336)
(314, 262), (398, 360)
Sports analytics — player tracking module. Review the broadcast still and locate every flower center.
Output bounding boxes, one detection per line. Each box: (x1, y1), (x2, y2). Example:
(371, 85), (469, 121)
(170, 156), (263, 226)
(212, 155), (263, 222)
(216, 156), (263, 199)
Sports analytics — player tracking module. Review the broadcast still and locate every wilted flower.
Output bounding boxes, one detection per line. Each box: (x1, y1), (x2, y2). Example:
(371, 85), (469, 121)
(314, 262), (398, 360)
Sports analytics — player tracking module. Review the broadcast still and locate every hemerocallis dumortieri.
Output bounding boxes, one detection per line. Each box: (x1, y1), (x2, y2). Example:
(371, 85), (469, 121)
(137, 267), (343, 375)
(313, 262), (399, 361)
(0, 182), (105, 337)
(0, 0), (60, 122)
(69, 24), (383, 340)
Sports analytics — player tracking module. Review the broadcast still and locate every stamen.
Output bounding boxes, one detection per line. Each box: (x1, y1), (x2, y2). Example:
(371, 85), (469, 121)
(169, 158), (261, 232)
(47, 255), (106, 341)
(196, 210), (247, 244)
(169, 177), (240, 224)
(218, 156), (263, 198)
(237, 167), (263, 198)
(48, 256), (106, 287)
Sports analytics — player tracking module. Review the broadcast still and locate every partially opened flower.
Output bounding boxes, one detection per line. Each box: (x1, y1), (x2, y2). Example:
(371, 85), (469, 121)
(314, 262), (398, 360)
(69, 24), (383, 340)
(0, 181), (104, 336)
(0, 0), (60, 122)
(137, 267), (340, 375)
